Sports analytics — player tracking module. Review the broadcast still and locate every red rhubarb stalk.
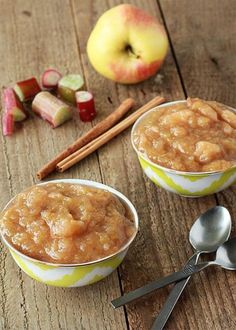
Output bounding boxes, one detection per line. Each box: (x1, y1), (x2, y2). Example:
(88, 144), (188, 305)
(2, 88), (26, 121)
(2, 112), (14, 136)
(14, 77), (41, 101)
(75, 91), (96, 122)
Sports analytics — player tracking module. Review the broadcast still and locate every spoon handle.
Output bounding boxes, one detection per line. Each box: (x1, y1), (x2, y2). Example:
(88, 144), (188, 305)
(150, 252), (200, 330)
(111, 261), (211, 309)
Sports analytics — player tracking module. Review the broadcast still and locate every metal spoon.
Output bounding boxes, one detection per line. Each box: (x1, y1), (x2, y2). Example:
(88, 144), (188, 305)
(112, 236), (236, 309)
(111, 206), (231, 309)
(151, 206), (231, 330)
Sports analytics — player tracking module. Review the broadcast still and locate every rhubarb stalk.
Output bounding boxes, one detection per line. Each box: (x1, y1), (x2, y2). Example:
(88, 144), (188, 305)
(32, 91), (72, 127)
(58, 74), (84, 104)
(42, 69), (62, 89)
(14, 77), (41, 101)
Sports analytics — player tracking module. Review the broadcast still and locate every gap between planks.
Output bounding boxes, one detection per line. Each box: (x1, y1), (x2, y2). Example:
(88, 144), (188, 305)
(157, 0), (219, 208)
(69, 1), (130, 329)
(69, 0), (107, 186)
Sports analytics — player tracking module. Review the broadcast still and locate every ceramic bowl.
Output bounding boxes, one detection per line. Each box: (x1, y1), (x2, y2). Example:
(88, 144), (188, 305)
(131, 100), (236, 197)
(0, 179), (138, 287)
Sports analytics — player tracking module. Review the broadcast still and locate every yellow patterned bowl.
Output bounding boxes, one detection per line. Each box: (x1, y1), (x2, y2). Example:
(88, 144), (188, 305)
(0, 179), (138, 287)
(131, 101), (236, 197)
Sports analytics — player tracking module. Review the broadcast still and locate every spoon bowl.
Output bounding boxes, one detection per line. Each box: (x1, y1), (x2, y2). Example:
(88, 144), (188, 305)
(215, 237), (236, 270)
(189, 206), (231, 253)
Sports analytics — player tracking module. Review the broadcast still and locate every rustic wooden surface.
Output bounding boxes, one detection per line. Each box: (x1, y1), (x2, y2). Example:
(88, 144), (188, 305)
(0, 0), (236, 329)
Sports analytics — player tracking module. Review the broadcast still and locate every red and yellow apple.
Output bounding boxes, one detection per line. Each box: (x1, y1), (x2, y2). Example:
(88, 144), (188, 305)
(87, 4), (168, 84)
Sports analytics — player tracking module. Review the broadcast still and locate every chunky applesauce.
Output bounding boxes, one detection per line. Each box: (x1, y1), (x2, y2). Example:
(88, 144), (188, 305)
(133, 98), (236, 172)
(0, 183), (136, 264)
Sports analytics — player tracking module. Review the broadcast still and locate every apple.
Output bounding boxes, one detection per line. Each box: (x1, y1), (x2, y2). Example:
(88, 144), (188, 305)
(87, 4), (168, 84)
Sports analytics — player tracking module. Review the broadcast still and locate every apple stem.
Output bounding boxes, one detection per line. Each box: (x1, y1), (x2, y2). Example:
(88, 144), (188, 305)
(125, 45), (140, 59)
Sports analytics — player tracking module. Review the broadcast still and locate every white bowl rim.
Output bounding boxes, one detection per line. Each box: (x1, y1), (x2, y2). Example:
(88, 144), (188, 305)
(0, 179), (139, 268)
(131, 100), (236, 176)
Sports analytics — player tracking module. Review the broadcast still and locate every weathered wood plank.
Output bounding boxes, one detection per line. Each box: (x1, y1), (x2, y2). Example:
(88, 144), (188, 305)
(0, 0), (126, 329)
(1, 0), (235, 329)
(160, 0), (236, 329)
(71, 0), (220, 329)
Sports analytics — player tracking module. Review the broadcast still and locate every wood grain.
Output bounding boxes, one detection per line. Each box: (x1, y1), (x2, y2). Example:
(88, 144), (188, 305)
(0, 1), (126, 329)
(0, 0), (236, 329)
(159, 0), (236, 328)
(71, 1), (218, 329)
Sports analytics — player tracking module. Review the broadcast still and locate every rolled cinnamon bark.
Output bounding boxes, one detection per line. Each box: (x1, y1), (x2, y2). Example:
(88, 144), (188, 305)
(57, 95), (166, 173)
(36, 98), (135, 180)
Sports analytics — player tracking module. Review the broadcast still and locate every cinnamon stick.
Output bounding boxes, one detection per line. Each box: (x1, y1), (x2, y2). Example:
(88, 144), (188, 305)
(57, 95), (165, 172)
(37, 98), (135, 180)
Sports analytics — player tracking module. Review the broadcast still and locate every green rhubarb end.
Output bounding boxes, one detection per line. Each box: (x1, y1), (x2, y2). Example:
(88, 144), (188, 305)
(58, 85), (76, 104)
(14, 85), (25, 102)
(12, 107), (27, 122)
(59, 74), (84, 91)
(58, 74), (84, 104)
(53, 106), (73, 127)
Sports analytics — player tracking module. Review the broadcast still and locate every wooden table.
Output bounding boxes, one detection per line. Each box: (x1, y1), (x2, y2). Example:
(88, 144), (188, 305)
(1, 1), (236, 329)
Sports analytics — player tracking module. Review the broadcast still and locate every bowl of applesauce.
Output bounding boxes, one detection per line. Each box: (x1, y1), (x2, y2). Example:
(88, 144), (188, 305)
(131, 98), (236, 197)
(0, 179), (138, 287)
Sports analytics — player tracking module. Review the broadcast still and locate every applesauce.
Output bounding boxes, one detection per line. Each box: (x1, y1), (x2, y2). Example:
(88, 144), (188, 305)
(0, 183), (136, 264)
(133, 98), (236, 172)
